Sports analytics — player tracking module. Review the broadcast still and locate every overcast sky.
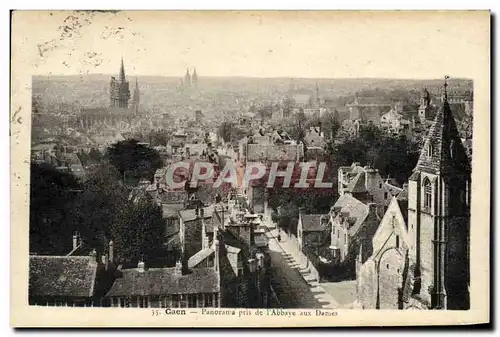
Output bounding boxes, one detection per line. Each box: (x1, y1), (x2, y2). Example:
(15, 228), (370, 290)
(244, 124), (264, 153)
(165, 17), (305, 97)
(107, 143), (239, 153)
(20, 11), (489, 79)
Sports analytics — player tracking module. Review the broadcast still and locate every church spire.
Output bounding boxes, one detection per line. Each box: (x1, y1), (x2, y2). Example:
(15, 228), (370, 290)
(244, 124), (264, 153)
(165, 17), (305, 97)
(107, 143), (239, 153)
(192, 68), (198, 85)
(413, 76), (470, 176)
(132, 76), (140, 114)
(119, 57), (126, 83)
(184, 68), (191, 87)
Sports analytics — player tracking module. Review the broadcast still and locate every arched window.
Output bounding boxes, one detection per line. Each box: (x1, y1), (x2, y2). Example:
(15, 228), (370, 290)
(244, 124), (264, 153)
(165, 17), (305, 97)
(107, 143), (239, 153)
(426, 143), (433, 158)
(423, 178), (432, 209)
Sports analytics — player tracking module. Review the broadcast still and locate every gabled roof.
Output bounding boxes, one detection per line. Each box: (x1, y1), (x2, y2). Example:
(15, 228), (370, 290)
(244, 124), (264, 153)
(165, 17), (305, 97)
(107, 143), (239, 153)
(332, 194), (370, 236)
(105, 266), (219, 297)
(413, 99), (471, 176)
(385, 182), (403, 197)
(188, 248), (215, 269)
(29, 256), (98, 298)
(300, 214), (329, 232)
(346, 171), (367, 193)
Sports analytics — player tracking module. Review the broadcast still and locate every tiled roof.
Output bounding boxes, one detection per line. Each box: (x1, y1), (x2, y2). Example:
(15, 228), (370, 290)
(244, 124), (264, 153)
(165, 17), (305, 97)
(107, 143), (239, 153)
(246, 143), (303, 162)
(188, 248), (215, 268)
(106, 267), (219, 297)
(414, 100), (471, 176)
(29, 256), (98, 298)
(385, 182), (403, 197)
(346, 171), (367, 193)
(300, 214), (329, 232)
(332, 194), (370, 236)
(396, 184), (409, 201)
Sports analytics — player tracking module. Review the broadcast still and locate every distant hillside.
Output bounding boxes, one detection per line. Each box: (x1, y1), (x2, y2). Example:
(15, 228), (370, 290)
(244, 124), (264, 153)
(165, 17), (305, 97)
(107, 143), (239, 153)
(32, 75), (473, 116)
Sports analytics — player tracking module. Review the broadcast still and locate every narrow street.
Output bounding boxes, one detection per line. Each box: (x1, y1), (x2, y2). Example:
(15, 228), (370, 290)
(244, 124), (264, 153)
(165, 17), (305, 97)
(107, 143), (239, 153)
(267, 236), (324, 308)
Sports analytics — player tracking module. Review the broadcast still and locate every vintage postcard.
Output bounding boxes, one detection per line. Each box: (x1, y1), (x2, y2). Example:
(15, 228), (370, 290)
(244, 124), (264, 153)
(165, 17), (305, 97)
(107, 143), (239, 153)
(11, 10), (490, 327)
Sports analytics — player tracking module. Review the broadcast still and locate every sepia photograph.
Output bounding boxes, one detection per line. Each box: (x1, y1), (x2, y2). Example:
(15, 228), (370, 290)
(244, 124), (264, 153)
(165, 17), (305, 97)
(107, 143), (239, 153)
(10, 10), (490, 327)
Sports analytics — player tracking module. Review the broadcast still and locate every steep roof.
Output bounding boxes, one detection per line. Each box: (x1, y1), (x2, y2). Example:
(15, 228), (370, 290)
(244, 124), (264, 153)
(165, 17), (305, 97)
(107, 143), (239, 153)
(346, 171), (367, 193)
(300, 214), (329, 232)
(413, 99), (471, 176)
(188, 248), (215, 269)
(106, 266), (219, 297)
(29, 256), (98, 298)
(332, 194), (370, 236)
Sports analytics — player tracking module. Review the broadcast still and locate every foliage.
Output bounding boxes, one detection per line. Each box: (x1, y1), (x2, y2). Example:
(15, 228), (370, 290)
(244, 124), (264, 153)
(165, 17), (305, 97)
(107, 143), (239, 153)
(30, 161), (167, 266)
(217, 121), (250, 144)
(327, 123), (420, 185)
(106, 139), (163, 182)
(29, 163), (82, 255)
(110, 195), (166, 264)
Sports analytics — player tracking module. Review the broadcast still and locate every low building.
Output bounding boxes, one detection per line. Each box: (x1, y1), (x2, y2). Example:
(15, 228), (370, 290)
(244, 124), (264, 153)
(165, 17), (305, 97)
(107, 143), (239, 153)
(297, 213), (331, 268)
(29, 248), (114, 307)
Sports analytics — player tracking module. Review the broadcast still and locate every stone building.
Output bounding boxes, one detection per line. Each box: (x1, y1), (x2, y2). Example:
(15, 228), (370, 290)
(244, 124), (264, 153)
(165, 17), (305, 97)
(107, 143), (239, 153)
(76, 58), (139, 132)
(29, 237), (116, 307)
(297, 213), (331, 268)
(356, 194), (410, 309)
(356, 81), (471, 310)
(327, 193), (380, 278)
(337, 162), (397, 218)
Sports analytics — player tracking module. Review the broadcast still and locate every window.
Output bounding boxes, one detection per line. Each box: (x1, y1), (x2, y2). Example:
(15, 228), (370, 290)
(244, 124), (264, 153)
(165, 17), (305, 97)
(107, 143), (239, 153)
(172, 294), (180, 308)
(396, 235), (400, 248)
(139, 296), (149, 308)
(205, 294), (214, 307)
(384, 192), (388, 199)
(379, 183), (382, 189)
(426, 143), (433, 158)
(180, 294), (188, 308)
(423, 179), (432, 209)
(188, 294), (197, 308)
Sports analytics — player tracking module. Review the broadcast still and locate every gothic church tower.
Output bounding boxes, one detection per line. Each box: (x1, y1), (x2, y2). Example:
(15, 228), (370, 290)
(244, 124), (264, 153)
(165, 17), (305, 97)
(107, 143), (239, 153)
(110, 57), (131, 108)
(406, 77), (471, 310)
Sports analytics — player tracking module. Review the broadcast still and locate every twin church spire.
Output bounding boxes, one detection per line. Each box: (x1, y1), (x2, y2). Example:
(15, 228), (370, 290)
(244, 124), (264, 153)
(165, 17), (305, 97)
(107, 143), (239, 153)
(183, 67), (198, 87)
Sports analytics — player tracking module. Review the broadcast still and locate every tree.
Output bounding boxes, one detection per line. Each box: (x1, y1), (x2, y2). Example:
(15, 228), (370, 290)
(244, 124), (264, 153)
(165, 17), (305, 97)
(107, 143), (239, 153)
(65, 164), (129, 254)
(217, 121), (250, 144)
(111, 195), (166, 265)
(29, 163), (82, 254)
(106, 139), (163, 182)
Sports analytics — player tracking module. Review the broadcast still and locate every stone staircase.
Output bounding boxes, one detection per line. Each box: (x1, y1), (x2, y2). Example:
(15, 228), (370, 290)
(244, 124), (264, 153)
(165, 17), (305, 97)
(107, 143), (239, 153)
(268, 228), (340, 309)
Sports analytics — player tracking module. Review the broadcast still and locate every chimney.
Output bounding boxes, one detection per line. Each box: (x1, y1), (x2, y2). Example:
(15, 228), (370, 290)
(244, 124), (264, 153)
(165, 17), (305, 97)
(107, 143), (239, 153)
(72, 232), (79, 250)
(109, 240), (114, 263)
(174, 260), (182, 277)
(89, 249), (97, 263)
(213, 227), (220, 272)
(137, 259), (145, 272)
